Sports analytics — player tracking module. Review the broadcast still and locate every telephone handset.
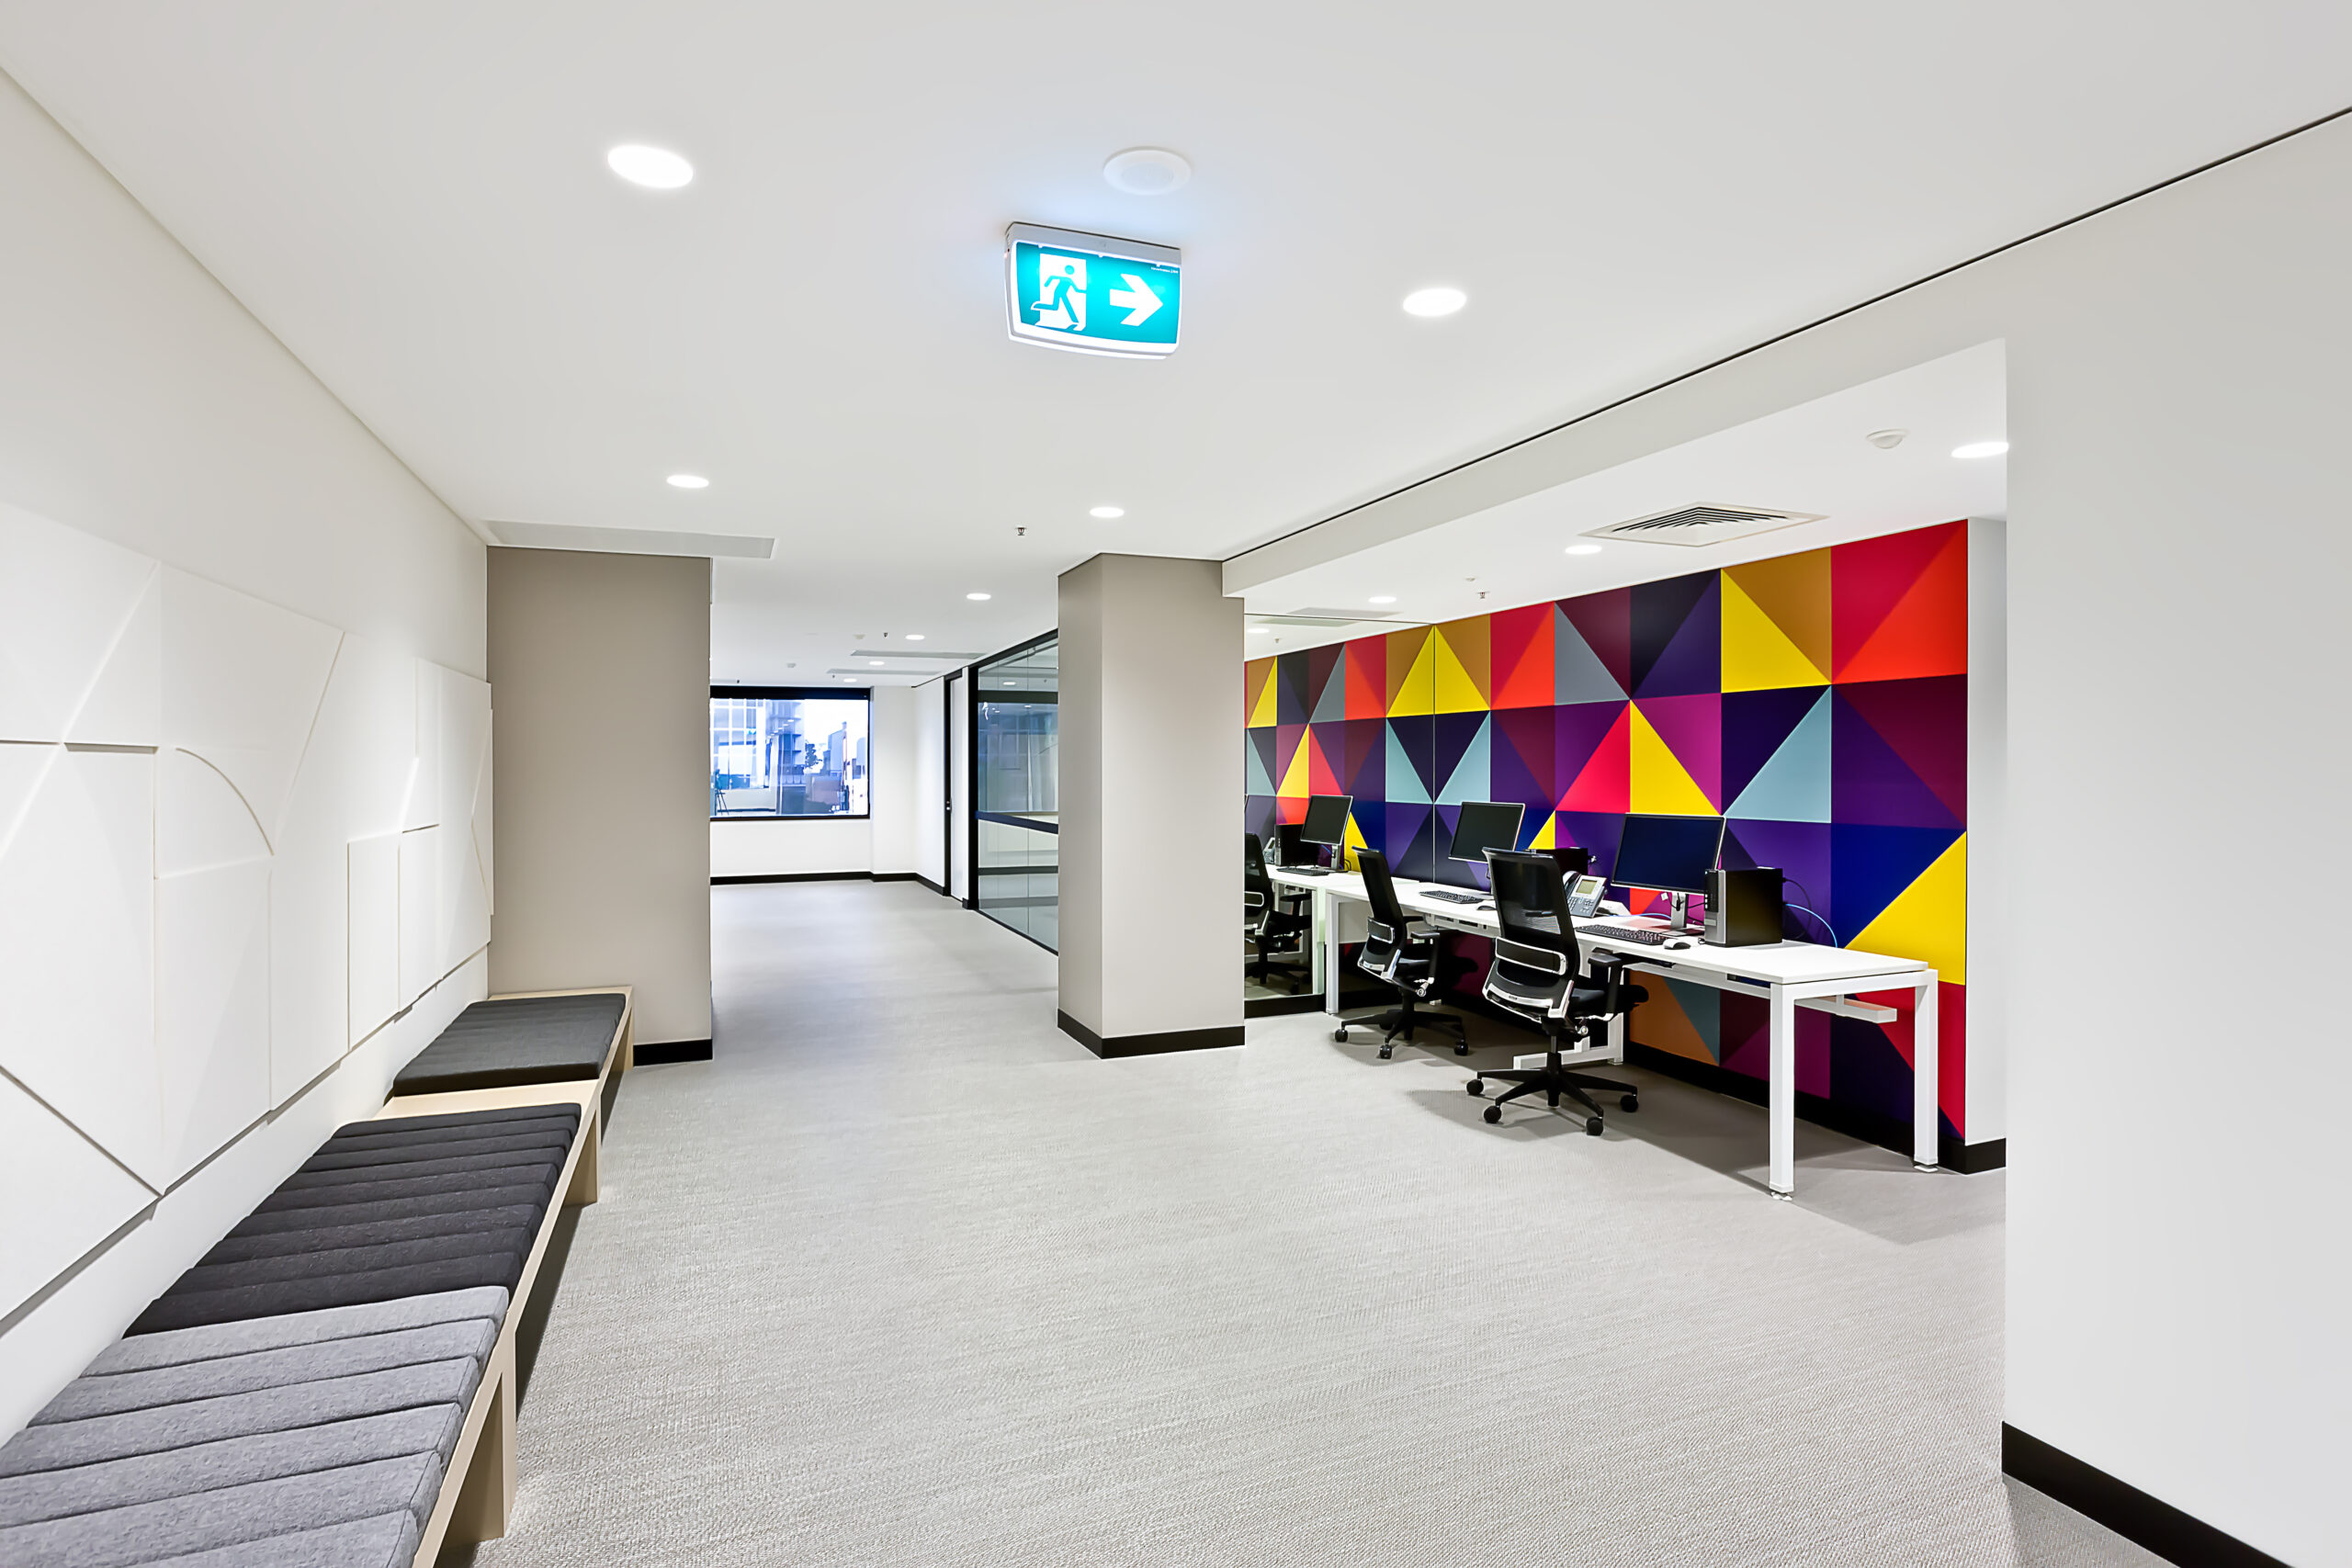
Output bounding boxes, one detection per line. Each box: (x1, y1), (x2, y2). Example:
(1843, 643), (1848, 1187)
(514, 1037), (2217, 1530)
(1566, 874), (1608, 919)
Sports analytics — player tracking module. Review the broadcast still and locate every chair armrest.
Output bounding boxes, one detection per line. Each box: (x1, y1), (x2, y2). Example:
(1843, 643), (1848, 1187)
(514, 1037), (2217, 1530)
(1244, 891), (1266, 909)
(1587, 951), (1640, 1014)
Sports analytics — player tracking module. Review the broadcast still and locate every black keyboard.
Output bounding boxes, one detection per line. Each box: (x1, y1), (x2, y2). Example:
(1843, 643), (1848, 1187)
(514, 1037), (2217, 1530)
(1421, 889), (1482, 904)
(1285, 867), (1330, 877)
(1582, 924), (1680, 947)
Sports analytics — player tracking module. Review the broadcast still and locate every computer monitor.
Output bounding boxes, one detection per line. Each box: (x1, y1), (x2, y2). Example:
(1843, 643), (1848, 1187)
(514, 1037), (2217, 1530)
(1447, 801), (1525, 863)
(1299, 794), (1352, 848)
(1608, 813), (1726, 897)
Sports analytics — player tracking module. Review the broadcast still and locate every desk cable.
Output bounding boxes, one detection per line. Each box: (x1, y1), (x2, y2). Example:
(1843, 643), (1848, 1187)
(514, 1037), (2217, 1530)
(1778, 874), (1839, 947)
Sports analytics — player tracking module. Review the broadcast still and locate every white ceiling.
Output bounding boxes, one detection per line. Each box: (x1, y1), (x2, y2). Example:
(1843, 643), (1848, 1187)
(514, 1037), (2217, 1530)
(1245, 341), (2008, 651)
(0, 3), (2343, 682)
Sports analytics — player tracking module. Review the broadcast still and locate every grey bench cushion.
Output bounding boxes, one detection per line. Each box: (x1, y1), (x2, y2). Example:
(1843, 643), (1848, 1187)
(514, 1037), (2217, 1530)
(0, 1453), (443, 1568)
(390, 992), (626, 1097)
(87, 1290), (509, 1379)
(143, 1512), (418, 1568)
(0, 1406), (463, 1528)
(0, 1290), (507, 1564)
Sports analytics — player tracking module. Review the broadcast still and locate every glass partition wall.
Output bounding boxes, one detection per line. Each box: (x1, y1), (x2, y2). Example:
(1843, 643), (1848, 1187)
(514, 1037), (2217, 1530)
(971, 633), (1057, 950)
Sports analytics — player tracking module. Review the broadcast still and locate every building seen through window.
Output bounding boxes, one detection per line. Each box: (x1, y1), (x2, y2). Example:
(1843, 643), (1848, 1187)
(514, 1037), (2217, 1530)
(710, 692), (870, 818)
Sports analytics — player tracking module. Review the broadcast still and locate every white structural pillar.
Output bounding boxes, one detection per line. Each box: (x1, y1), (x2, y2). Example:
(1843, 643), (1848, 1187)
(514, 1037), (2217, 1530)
(1057, 554), (1244, 1055)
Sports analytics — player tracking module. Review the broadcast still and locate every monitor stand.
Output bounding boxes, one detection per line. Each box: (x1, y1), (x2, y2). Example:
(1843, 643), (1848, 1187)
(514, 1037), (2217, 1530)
(1666, 892), (1694, 932)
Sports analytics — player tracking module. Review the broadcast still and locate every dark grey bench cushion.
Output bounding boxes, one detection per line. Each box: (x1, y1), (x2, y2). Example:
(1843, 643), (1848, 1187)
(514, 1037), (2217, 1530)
(127, 1108), (576, 1336)
(390, 992), (626, 1096)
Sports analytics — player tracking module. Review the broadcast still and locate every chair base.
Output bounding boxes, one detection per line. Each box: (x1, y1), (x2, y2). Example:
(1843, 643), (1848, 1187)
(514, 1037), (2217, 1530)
(1247, 949), (1311, 994)
(1467, 1052), (1637, 1134)
(1339, 999), (1469, 1058)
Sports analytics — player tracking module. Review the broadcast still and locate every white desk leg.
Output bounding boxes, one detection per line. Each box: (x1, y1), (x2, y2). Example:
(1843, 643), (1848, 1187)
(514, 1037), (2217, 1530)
(1322, 890), (1343, 1017)
(1769, 984), (1796, 1199)
(1913, 972), (1939, 1171)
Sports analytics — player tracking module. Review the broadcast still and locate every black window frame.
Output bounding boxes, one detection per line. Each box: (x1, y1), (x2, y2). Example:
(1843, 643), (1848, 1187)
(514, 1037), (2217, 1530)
(708, 684), (875, 822)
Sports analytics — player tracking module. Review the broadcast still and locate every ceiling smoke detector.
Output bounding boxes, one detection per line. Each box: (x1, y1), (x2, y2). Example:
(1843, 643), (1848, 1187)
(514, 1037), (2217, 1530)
(1579, 503), (1826, 548)
(1867, 428), (1908, 449)
(1103, 148), (1192, 195)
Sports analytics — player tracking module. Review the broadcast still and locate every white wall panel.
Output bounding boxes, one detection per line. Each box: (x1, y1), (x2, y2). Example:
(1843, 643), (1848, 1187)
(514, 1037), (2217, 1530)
(435, 669), (492, 973)
(345, 832), (399, 1049)
(0, 1077), (154, 1322)
(0, 748), (162, 1185)
(397, 826), (438, 1009)
(269, 633), (409, 1098)
(156, 749), (269, 880)
(64, 570), (161, 750)
(159, 570), (339, 849)
(0, 502), (157, 746)
(154, 860), (270, 1182)
(405, 660), (440, 830)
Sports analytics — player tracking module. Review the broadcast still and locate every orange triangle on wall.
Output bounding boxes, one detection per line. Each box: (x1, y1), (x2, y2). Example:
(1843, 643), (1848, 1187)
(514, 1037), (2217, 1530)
(1839, 528), (1968, 682)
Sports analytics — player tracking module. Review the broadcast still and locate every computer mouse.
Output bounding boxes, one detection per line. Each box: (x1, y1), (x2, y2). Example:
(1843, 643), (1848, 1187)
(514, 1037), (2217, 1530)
(1662, 937), (1696, 951)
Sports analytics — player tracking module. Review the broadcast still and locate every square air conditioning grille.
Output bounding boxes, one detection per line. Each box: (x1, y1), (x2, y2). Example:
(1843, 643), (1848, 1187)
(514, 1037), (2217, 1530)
(1581, 503), (1825, 547)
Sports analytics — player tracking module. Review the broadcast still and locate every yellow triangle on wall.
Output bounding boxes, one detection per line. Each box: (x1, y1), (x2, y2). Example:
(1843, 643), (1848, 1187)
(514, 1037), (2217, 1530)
(1529, 812), (1556, 851)
(1247, 660), (1278, 727)
(1276, 734), (1311, 798)
(1387, 635), (1436, 716)
(1629, 707), (1716, 817)
(1433, 632), (1487, 714)
(1853, 835), (1967, 983)
(1341, 811), (1368, 871)
(1721, 575), (1828, 692)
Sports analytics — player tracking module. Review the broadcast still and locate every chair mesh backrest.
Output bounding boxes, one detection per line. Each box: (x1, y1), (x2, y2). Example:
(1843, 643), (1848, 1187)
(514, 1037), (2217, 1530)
(1355, 848), (1409, 929)
(1244, 832), (1275, 900)
(1486, 850), (1578, 982)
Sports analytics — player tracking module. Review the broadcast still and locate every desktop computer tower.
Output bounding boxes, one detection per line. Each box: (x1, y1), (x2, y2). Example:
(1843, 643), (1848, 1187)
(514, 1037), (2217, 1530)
(1702, 867), (1783, 947)
(1544, 846), (1591, 879)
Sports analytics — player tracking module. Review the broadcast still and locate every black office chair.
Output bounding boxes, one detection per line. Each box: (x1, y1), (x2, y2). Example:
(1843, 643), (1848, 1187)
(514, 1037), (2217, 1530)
(1335, 849), (1471, 1058)
(1466, 849), (1646, 1134)
(1244, 833), (1311, 993)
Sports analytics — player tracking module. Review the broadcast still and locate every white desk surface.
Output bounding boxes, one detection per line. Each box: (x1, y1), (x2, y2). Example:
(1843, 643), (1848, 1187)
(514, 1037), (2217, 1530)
(1271, 866), (1928, 988)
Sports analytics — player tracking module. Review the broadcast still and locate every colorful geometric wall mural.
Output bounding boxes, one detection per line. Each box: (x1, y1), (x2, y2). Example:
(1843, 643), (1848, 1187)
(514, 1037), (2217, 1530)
(1245, 520), (1971, 1145)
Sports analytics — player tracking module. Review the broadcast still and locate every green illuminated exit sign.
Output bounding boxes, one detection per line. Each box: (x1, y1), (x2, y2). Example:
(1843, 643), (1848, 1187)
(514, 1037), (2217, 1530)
(1006, 223), (1182, 359)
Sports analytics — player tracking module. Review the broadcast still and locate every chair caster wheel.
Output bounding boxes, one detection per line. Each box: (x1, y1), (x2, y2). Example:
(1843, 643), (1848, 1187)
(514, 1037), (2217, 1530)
(1465, 1078), (1484, 1096)
(1453, 1042), (1470, 1055)
(1377, 1045), (1394, 1059)
(1620, 1094), (1639, 1112)
(1332, 1027), (1348, 1043)
(1483, 1104), (1502, 1123)
(1586, 1117), (1605, 1136)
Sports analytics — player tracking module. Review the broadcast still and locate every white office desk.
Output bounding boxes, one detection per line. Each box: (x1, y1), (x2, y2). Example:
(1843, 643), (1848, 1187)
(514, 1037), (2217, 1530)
(1271, 866), (1938, 1197)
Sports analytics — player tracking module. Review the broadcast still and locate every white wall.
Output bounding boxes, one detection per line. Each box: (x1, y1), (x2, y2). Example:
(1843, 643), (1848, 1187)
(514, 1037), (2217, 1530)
(0, 71), (487, 1435)
(1964, 517), (2007, 1148)
(1058, 556), (1243, 1044)
(707, 686), (933, 882)
(1234, 112), (2352, 1566)
(711, 818), (871, 878)
(912, 678), (947, 889)
(868, 686), (920, 876)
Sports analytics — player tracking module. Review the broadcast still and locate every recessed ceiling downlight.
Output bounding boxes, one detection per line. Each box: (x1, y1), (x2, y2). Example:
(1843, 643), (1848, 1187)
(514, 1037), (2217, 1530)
(607, 144), (694, 190)
(906, 634), (925, 641)
(1089, 505), (1125, 520)
(1565, 544), (1603, 556)
(1368, 595), (1397, 605)
(666, 474), (709, 490)
(967, 592), (991, 601)
(1952, 440), (2009, 459)
(1103, 148), (1192, 196)
(1402, 287), (1466, 318)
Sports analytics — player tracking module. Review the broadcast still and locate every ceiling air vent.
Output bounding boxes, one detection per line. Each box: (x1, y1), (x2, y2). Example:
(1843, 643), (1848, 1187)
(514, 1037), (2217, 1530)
(1281, 607), (1395, 622)
(1581, 503), (1824, 547)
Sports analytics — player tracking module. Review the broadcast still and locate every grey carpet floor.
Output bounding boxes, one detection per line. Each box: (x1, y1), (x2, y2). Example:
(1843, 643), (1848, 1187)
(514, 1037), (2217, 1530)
(465, 882), (2157, 1568)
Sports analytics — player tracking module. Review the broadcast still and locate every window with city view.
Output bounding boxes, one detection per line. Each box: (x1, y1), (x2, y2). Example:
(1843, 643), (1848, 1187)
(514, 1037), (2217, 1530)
(709, 690), (870, 818)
